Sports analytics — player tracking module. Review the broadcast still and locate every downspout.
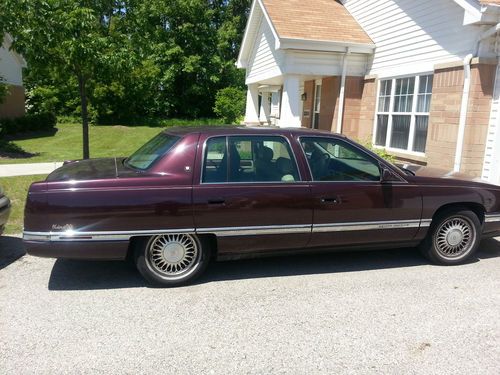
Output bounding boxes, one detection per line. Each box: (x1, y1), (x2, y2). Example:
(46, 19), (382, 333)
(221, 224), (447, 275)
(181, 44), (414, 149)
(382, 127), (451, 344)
(336, 48), (351, 134)
(454, 54), (473, 173)
(454, 22), (500, 172)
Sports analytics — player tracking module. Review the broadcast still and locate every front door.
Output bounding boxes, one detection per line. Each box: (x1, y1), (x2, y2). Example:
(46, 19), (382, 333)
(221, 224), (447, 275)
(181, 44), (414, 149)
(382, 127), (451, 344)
(299, 136), (423, 248)
(192, 134), (312, 257)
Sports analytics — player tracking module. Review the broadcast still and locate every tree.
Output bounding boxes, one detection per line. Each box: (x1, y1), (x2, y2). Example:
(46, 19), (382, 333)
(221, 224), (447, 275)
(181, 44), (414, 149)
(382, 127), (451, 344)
(0, 0), (129, 159)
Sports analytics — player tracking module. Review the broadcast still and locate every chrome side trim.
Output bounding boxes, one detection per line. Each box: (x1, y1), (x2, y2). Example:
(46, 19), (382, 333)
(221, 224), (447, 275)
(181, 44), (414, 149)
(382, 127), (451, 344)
(485, 213), (500, 223)
(196, 224), (312, 237)
(24, 218), (433, 242)
(23, 228), (196, 242)
(313, 219), (424, 233)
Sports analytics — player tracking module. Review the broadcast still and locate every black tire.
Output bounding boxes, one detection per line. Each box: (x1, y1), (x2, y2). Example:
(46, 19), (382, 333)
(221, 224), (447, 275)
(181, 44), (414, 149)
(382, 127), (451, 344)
(419, 209), (481, 265)
(134, 234), (212, 287)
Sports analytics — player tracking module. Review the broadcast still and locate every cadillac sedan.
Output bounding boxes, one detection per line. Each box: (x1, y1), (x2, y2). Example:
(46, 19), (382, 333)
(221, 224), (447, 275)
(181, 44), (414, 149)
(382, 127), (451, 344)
(23, 127), (500, 287)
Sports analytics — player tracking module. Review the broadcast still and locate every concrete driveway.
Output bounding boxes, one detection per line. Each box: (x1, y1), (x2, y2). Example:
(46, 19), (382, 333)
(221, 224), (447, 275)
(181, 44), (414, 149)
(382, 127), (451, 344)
(1, 236), (499, 374)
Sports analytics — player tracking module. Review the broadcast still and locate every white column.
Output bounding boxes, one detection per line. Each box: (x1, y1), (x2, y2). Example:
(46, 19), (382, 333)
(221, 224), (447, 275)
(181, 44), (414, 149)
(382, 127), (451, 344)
(244, 84), (260, 125)
(280, 75), (302, 128)
(259, 92), (271, 124)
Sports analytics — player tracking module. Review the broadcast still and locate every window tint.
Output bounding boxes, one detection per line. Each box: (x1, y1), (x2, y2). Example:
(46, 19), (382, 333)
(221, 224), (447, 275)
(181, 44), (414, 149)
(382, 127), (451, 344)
(202, 136), (300, 183)
(301, 137), (381, 182)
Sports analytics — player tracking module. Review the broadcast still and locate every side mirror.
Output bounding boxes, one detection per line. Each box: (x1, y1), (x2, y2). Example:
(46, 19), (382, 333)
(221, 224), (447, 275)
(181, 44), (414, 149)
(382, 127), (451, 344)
(381, 168), (396, 183)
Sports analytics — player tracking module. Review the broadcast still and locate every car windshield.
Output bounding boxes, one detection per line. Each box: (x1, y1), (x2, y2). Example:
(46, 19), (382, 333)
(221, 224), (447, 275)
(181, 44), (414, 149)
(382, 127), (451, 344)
(125, 132), (180, 170)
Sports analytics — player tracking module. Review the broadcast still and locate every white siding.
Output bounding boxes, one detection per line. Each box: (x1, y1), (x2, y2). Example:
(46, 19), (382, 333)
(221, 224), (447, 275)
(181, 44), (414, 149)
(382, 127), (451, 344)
(246, 14), (284, 84)
(344, 0), (483, 77)
(284, 51), (369, 77)
(0, 43), (23, 86)
(482, 62), (500, 185)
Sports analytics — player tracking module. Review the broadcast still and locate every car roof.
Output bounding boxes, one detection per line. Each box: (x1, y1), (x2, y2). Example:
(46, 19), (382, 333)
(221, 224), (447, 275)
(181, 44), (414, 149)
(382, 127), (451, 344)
(163, 125), (346, 138)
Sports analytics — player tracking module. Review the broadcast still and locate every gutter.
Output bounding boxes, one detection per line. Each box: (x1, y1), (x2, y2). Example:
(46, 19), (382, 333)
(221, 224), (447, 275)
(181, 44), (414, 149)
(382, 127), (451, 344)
(336, 48), (351, 134)
(454, 22), (500, 173)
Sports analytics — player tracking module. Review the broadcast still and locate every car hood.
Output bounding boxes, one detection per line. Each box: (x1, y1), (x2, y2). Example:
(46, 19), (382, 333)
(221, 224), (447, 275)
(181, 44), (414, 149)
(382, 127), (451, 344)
(46, 157), (137, 182)
(402, 165), (477, 181)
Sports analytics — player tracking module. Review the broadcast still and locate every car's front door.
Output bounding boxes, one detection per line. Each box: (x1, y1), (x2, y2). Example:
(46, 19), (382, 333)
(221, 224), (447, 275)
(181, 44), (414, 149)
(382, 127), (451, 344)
(192, 134), (312, 257)
(299, 136), (423, 248)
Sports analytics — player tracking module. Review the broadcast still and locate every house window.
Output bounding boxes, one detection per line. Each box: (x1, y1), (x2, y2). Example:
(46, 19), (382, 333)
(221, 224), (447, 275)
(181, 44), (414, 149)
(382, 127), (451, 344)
(375, 74), (433, 154)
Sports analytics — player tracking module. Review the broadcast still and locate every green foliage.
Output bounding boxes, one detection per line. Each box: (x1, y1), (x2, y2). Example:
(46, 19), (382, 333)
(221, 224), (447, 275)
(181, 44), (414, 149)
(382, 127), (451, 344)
(214, 87), (246, 124)
(0, 0), (251, 126)
(0, 112), (57, 138)
(362, 141), (397, 163)
(0, 83), (8, 105)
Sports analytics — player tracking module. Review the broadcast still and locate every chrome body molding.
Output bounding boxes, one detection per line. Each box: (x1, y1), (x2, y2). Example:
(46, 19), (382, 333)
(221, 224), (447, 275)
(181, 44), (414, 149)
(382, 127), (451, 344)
(313, 219), (428, 233)
(23, 228), (196, 242)
(24, 219), (433, 242)
(196, 224), (312, 237)
(485, 213), (500, 223)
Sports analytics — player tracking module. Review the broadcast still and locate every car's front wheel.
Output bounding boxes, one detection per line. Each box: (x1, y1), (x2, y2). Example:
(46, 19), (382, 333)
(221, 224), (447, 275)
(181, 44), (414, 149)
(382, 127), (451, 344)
(420, 209), (481, 265)
(134, 233), (211, 287)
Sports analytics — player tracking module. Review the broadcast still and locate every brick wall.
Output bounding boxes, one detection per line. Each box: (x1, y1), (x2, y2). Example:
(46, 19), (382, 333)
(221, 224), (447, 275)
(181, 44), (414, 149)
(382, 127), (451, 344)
(461, 63), (495, 176)
(301, 80), (314, 128)
(426, 66), (464, 170)
(0, 84), (25, 119)
(426, 62), (495, 176)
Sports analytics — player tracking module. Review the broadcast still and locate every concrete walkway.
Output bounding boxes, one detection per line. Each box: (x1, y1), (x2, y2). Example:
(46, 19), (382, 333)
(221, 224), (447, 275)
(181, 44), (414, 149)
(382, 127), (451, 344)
(0, 162), (63, 177)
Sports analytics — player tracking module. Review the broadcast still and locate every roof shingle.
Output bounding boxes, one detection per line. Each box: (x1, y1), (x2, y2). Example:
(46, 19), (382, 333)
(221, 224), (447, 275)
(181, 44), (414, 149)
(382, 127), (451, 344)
(261, 0), (373, 45)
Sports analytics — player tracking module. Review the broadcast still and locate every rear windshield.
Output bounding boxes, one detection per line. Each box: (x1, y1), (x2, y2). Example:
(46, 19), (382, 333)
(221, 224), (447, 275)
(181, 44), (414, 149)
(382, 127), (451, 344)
(125, 133), (180, 170)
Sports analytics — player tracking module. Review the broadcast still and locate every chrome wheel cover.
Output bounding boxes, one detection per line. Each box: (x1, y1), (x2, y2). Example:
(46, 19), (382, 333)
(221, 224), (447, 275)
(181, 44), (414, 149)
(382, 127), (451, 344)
(146, 234), (200, 280)
(434, 216), (476, 259)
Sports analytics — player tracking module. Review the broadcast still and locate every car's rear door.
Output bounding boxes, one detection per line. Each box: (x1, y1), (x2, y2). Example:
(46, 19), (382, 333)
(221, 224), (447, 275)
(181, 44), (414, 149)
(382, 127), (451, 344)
(298, 136), (423, 248)
(192, 133), (312, 257)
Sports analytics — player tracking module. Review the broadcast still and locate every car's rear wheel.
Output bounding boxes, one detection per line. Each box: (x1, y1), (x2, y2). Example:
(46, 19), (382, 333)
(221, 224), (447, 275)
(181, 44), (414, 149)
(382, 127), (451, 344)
(420, 209), (481, 265)
(135, 233), (211, 287)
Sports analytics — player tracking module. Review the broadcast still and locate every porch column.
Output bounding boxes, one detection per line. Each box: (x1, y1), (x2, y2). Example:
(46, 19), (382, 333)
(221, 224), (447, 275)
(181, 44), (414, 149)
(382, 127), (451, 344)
(259, 92), (271, 124)
(281, 75), (302, 128)
(244, 84), (260, 125)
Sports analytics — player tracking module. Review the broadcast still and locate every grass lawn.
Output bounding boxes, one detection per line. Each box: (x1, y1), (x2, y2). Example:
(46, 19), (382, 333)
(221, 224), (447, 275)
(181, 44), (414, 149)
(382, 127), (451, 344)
(1, 174), (47, 235)
(0, 118), (226, 164)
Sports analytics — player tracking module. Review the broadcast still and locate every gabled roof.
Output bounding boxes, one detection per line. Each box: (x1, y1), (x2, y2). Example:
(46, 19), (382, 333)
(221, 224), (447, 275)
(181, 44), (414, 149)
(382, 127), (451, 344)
(2, 34), (27, 68)
(479, 0), (500, 5)
(262, 0), (372, 45)
(237, 0), (374, 69)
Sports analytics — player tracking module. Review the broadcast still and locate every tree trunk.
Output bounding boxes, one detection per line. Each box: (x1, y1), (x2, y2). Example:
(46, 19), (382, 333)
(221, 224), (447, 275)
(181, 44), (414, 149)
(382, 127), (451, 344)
(78, 75), (90, 159)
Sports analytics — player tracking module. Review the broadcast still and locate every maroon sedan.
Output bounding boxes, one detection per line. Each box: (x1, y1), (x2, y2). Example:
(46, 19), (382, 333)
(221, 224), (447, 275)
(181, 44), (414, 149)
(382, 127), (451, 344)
(23, 127), (500, 286)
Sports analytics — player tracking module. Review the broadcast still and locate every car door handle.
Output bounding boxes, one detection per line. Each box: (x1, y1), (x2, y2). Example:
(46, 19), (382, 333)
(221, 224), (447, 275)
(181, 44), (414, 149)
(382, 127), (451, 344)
(208, 199), (226, 205)
(321, 197), (342, 204)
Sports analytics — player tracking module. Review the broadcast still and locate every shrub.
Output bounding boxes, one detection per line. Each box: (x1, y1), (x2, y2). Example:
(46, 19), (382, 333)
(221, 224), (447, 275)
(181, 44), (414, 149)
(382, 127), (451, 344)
(213, 87), (246, 124)
(0, 112), (57, 138)
(0, 82), (8, 105)
(362, 141), (397, 163)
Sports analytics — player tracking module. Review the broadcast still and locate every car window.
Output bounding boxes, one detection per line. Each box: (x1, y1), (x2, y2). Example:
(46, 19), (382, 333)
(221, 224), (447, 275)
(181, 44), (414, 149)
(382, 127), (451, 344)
(125, 133), (180, 170)
(202, 136), (300, 183)
(202, 137), (227, 183)
(300, 137), (381, 182)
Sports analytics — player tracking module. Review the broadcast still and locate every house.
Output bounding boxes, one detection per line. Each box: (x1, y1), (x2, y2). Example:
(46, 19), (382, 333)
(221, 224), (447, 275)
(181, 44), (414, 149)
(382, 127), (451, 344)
(237, 0), (500, 186)
(0, 34), (27, 118)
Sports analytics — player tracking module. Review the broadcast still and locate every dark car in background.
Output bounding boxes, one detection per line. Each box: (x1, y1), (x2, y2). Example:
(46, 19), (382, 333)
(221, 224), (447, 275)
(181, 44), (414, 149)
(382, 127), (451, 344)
(23, 127), (500, 287)
(0, 186), (11, 235)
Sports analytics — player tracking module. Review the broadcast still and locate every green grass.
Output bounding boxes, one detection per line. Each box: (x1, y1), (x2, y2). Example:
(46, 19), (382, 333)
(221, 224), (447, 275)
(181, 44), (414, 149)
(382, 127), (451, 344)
(1, 174), (47, 235)
(0, 118), (227, 164)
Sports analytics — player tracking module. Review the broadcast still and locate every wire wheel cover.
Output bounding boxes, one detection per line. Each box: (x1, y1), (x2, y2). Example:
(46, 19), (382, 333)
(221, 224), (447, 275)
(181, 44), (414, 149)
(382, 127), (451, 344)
(435, 217), (475, 258)
(147, 234), (199, 277)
